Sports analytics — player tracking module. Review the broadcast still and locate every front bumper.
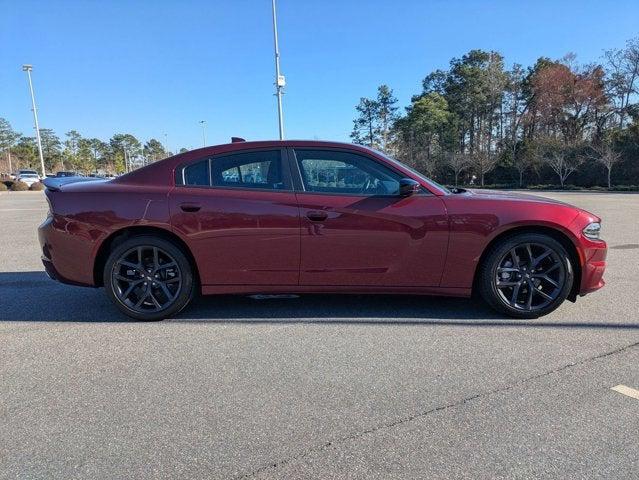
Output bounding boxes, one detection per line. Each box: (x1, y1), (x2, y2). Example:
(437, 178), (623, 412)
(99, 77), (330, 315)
(579, 239), (607, 295)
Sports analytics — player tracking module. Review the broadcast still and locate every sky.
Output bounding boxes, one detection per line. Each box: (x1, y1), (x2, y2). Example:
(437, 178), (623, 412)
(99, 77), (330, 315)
(1, 0), (638, 151)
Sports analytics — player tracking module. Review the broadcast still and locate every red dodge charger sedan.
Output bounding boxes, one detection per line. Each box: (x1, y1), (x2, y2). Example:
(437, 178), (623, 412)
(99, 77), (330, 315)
(39, 140), (607, 320)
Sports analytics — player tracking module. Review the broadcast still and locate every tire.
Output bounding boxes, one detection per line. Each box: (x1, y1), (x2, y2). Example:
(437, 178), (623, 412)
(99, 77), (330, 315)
(477, 233), (574, 319)
(103, 235), (196, 321)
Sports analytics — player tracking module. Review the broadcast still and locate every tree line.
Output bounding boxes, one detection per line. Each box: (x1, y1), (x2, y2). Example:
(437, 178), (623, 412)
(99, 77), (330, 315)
(351, 37), (639, 189)
(0, 121), (186, 175)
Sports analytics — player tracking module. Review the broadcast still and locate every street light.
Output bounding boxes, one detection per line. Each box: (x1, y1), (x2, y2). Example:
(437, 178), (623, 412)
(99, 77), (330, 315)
(123, 147), (129, 173)
(199, 120), (207, 147)
(271, 0), (285, 140)
(22, 64), (46, 177)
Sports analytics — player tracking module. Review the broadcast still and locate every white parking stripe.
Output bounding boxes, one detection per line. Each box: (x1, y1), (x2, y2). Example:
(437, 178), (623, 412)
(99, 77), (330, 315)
(611, 384), (639, 400)
(0, 208), (46, 212)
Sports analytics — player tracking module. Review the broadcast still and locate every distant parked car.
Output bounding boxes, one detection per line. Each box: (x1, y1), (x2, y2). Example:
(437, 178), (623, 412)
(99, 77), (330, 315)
(55, 171), (80, 177)
(15, 170), (41, 187)
(14, 169), (39, 178)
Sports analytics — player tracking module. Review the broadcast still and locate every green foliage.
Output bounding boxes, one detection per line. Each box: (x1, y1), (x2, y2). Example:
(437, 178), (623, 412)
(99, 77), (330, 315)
(110, 133), (142, 173)
(357, 36), (639, 188)
(143, 139), (167, 163)
(39, 128), (63, 171)
(0, 118), (20, 147)
(11, 137), (39, 170)
(351, 85), (399, 151)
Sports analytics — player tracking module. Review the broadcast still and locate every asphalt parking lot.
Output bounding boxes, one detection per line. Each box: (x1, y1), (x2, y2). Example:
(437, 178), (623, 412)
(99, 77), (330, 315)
(1, 191), (638, 479)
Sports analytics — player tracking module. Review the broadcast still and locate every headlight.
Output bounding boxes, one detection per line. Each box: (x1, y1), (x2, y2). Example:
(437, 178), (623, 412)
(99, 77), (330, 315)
(583, 222), (601, 240)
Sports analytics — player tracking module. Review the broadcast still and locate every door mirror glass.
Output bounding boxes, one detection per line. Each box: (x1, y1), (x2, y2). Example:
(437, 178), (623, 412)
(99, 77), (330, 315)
(398, 178), (420, 196)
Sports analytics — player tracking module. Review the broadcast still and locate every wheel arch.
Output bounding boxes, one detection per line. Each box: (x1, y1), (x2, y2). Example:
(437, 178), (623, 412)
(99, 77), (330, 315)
(472, 224), (582, 302)
(93, 225), (200, 287)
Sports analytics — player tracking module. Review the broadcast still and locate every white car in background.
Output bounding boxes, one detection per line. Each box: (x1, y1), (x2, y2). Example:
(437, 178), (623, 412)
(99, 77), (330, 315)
(15, 170), (41, 187)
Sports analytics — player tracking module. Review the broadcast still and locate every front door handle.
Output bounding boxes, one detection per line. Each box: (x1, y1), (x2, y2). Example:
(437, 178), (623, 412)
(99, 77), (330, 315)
(180, 203), (201, 213)
(306, 210), (328, 222)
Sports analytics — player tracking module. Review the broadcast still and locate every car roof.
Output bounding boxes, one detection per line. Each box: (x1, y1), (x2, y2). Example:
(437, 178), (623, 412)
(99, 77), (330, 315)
(116, 140), (378, 186)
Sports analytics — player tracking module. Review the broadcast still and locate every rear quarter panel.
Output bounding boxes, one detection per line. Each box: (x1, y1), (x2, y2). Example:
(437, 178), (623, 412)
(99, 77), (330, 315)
(44, 182), (172, 285)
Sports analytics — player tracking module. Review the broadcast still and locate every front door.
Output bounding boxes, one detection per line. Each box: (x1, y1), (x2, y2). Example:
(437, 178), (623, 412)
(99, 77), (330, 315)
(169, 148), (300, 286)
(291, 148), (448, 287)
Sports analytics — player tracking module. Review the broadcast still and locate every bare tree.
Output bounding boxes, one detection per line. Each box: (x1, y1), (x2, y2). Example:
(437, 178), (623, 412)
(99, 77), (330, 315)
(471, 151), (499, 186)
(604, 37), (639, 128)
(589, 143), (622, 189)
(445, 152), (471, 187)
(543, 148), (582, 188)
(512, 151), (531, 188)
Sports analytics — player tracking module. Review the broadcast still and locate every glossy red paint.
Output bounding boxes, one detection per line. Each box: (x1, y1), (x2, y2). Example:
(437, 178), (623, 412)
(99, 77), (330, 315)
(168, 186), (300, 286)
(295, 192), (448, 286)
(38, 140), (607, 302)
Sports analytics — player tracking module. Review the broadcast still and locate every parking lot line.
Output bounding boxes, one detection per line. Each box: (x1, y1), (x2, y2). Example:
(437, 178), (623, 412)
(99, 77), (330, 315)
(0, 208), (46, 212)
(611, 384), (639, 400)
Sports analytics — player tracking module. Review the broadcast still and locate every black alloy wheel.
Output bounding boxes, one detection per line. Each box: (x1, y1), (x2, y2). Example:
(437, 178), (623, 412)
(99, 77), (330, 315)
(104, 236), (195, 320)
(478, 233), (574, 318)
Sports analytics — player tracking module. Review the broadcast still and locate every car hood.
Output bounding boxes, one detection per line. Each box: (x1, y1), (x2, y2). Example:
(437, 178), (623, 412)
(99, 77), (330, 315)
(464, 188), (572, 206)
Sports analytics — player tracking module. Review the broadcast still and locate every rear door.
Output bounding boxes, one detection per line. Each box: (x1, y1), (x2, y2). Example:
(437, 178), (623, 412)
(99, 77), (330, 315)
(290, 148), (448, 287)
(169, 148), (300, 286)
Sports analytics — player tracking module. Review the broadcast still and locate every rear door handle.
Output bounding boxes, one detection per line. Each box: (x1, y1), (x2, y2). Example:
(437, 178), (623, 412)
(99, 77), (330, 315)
(180, 203), (201, 213)
(306, 210), (328, 221)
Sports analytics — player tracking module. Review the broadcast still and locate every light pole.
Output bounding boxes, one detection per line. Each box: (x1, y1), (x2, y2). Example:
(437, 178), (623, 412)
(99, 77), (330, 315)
(199, 120), (207, 147)
(22, 65), (46, 177)
(271, 0), (285, 140)
(164, 133), (169, 157)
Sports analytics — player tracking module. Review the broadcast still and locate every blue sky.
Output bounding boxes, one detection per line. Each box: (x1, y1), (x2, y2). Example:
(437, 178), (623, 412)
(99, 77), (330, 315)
(1, 0), (638, 151)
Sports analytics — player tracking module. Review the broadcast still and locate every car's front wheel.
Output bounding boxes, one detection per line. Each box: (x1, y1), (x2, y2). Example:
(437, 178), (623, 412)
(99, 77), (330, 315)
(103, 235), (196, 320)
(477, 233), (574, 318)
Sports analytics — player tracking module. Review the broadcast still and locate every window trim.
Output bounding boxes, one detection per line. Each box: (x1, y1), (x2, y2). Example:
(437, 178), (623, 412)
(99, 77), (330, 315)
(287, 147), (429, 197)
(175, 148), (294, 193)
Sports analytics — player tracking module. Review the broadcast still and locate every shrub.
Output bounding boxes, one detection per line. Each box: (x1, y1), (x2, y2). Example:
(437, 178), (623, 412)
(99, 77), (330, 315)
(29, 182), (45, 191)
(10, 181), (29, 191)
(610, 185), (639, 192)
(0, 182), (7, 191)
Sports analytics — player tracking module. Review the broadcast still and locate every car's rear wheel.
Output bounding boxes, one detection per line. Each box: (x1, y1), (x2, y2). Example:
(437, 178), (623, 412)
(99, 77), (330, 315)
(477, 233), (574, 318)
(103, 235), (195, 320)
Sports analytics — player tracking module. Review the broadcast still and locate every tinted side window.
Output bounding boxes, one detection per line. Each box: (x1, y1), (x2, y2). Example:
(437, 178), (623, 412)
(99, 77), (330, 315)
(211, 150), (285, 190)
(294, 149), (400, 195)
(183, 159), (210, 186)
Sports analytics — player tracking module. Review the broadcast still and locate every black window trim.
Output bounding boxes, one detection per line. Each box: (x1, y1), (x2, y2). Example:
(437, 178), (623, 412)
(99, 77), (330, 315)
(286, 146), (429, 197)
(175, 147), (295, 193)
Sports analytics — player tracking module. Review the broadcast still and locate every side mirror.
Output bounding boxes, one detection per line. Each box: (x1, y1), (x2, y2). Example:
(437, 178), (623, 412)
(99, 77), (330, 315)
(398, 178), (420, 196)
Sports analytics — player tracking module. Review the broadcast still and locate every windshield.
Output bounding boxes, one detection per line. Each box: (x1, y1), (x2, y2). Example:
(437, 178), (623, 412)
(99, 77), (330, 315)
(373, 150), (451, 194)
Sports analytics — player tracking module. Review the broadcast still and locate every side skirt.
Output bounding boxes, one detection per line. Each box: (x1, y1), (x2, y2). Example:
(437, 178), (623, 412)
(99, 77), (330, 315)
(200, 284), (471, 298)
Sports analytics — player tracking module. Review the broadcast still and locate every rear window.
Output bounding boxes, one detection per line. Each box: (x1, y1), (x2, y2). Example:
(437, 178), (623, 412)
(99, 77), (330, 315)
(211, 151), (283, 189)
(183, 160), (210, 186)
